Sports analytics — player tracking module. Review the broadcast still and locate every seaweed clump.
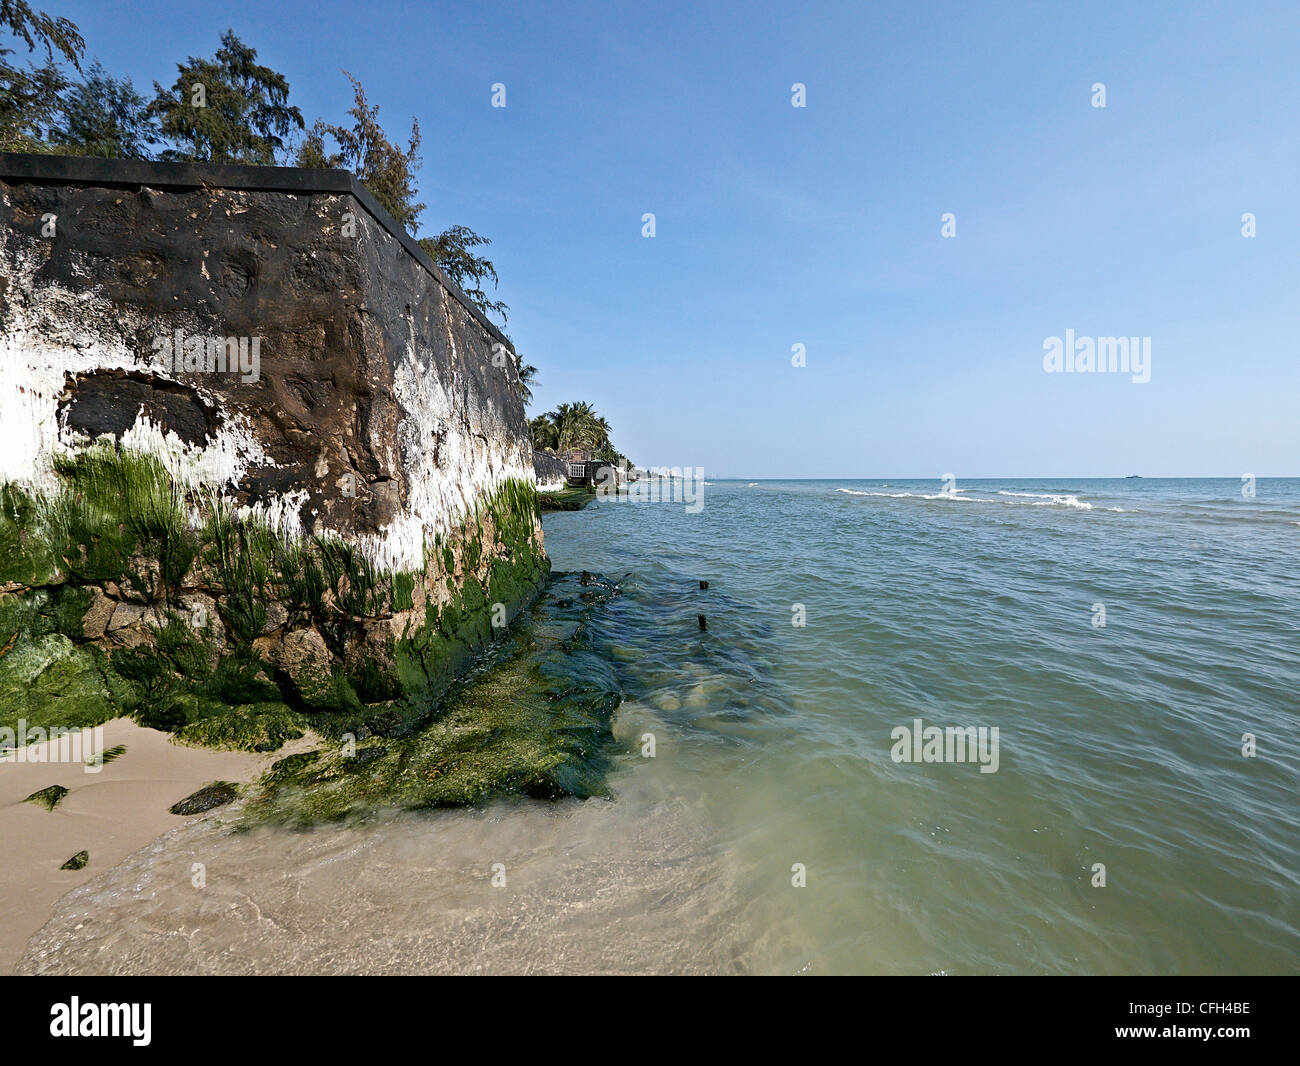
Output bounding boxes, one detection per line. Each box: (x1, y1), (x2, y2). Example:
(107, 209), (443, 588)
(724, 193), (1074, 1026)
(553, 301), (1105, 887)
(23, 784), (69, 811)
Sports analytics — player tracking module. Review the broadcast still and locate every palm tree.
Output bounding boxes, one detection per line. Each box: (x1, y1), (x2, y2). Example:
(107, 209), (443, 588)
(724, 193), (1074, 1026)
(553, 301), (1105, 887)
(551, 403), (575, 451)
(529, 412), (559, 451)
(530, 402), (626, 463)
(560, 402), (601, 453)
(517, 362), (538, 406)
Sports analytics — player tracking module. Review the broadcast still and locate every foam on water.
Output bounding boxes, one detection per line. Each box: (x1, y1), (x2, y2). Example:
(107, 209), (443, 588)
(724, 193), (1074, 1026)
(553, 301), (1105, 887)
(836, 485), (1115, 510)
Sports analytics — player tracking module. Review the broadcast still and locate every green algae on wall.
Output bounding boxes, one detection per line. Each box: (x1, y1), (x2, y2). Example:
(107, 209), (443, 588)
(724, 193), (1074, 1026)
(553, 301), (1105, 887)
(0, 443), (550, 758)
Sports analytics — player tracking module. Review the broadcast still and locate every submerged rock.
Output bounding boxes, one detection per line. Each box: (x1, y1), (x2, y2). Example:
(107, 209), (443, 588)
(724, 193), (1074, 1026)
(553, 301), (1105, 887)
(244, 572), (625, 826)
(169, 781), (239, 815)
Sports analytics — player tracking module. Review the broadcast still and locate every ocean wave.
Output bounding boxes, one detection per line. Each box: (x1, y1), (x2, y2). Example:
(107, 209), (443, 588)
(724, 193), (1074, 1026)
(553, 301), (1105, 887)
(996, 490), (1093, 511)
(836, 488), (973, 502)
(836, 487), (1123, 512)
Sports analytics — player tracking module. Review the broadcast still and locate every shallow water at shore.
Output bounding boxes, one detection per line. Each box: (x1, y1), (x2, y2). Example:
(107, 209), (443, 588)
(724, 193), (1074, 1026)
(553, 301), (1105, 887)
(21, 478), (1300, 974)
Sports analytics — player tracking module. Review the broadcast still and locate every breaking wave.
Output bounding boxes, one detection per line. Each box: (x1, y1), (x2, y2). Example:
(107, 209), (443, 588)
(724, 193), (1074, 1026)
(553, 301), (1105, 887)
(835, 487), (1123, 512)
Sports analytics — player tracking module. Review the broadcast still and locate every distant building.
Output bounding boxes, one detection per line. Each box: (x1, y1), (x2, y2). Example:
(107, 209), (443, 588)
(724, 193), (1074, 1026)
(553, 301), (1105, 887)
(558, 449), (594, 484)
(549, 450), (623, 489)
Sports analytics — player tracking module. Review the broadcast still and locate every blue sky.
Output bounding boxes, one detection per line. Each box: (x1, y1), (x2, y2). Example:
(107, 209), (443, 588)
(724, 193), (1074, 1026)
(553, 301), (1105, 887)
(41, 0), (1300, 476)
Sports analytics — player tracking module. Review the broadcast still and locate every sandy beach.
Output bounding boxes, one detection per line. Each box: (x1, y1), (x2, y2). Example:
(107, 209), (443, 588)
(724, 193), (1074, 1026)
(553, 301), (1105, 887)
(0, 718), (307, 974)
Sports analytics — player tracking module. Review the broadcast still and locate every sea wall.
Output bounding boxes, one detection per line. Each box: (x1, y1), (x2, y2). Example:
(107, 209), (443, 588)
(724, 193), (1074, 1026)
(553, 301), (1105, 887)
(532, 449), (569, 487)
(0, 153), (548, 746)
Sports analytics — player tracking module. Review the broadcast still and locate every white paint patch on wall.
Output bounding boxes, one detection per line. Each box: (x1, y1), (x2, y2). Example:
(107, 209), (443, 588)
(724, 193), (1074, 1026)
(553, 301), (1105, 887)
(366, 322), (535, 574)
(236, 488), (311, 544)
(0, 241), (268, 494)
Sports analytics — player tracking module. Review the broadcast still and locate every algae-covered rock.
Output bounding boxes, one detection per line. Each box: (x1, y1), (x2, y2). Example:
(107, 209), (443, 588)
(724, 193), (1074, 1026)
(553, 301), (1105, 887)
(253, 628), (338, 708)
(0, 633), (128, 731)
(169, 702), (306, 753)
(169, 781), (239, 815)
(24, 784), (69, 811)
(177, 592), (228, 651)
(245, 572), (622, 826)
(107, 603), (168, 648)
(60, 850), (88, 870)
(259, 601), (288, 636)
(539, 487), (595, 511)
(266, 750), (320, 780)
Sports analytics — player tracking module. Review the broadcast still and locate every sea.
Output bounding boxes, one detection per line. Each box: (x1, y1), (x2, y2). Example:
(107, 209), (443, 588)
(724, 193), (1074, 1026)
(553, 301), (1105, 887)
(19, 478), (1300, 974)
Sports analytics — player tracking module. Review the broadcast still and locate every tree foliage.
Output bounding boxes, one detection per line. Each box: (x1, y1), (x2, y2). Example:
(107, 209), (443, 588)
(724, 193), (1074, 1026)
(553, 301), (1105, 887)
(418, 225), (508, 325)
(50, 59), (153, 158)
(0, 0), (80, 63)
(0, 0), (82, 151)
(147, 29), (302, 164)
(516, 362), (538, 405)
(297, 72), (424, 233)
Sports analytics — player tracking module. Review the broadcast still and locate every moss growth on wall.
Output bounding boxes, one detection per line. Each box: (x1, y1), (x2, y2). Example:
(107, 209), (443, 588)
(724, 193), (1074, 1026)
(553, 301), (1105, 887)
(0, 443), (620, 818)
(0, 444), (549, 762)
(0, 482), (60, 587)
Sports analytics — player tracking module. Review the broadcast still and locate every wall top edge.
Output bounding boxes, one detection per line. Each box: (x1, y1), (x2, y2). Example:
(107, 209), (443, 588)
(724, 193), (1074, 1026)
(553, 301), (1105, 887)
(0, 151), (514, 352)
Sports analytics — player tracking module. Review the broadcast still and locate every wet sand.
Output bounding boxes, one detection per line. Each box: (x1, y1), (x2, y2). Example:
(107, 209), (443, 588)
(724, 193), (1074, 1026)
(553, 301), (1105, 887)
(15, 703), (746, 975)
(0, 718), (311, 974)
